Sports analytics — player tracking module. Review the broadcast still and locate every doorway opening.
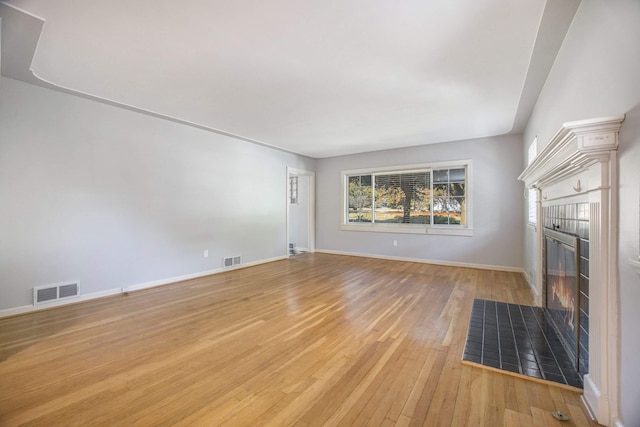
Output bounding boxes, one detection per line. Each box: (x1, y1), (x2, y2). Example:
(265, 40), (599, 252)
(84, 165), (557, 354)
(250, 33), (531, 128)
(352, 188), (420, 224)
(286, 168), (315, 257)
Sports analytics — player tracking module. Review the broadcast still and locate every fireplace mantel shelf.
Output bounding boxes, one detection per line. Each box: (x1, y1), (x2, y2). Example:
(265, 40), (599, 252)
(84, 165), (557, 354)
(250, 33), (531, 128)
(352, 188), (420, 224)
(519, 115), (625, 189)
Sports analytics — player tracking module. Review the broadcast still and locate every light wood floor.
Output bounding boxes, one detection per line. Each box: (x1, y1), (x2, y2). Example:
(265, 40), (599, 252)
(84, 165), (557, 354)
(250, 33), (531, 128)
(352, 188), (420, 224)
(0, 253), (599, 426)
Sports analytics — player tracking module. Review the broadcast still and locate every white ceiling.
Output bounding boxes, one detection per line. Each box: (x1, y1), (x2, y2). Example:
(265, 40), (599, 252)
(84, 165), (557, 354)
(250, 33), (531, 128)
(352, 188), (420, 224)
(0, 1), (580, 158)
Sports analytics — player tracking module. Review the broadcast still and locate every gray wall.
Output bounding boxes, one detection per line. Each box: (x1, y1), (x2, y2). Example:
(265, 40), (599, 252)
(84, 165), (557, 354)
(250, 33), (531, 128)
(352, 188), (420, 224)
(316, 135), (525, 270)
(0, 77), (315, 311)
(523, 0), (640, 424)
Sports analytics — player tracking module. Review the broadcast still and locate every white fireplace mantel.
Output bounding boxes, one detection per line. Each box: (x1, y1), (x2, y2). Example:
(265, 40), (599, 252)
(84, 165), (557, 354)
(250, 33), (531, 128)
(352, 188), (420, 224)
(519, 115), (624, 189)
(519, 115), (625, 427)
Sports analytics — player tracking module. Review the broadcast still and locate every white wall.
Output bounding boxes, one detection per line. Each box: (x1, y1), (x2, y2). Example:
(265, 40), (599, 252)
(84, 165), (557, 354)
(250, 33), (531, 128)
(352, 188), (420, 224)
(315, 134), (525, 270)
(523, 0), (640, 424)
(0, 77), (315, 312)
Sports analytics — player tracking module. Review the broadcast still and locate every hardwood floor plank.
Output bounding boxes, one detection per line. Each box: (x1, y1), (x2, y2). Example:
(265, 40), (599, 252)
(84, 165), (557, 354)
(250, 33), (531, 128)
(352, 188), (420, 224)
(0, 253), (599, 426)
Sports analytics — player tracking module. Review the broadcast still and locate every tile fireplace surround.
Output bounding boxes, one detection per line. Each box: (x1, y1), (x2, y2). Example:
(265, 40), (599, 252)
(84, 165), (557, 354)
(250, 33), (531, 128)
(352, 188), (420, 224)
(519, 115), (625, 426)
(543, 203), (590, 377)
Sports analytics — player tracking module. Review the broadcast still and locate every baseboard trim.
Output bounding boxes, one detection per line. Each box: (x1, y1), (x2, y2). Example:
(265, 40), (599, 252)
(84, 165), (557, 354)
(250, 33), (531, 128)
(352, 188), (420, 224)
(314, 249), (525, 274)
(0, 255), (288, 318)
(0, 288), (122, 318)
(122, 255), (287, 293)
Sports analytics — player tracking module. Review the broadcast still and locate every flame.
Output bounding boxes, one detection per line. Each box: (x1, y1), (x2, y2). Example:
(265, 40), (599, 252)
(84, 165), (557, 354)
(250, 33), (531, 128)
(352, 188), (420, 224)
(550, 260), (576, 331)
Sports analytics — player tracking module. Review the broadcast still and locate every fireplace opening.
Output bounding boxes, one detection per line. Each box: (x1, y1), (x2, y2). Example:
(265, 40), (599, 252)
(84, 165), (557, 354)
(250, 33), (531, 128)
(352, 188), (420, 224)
(544, 229), (580, 371)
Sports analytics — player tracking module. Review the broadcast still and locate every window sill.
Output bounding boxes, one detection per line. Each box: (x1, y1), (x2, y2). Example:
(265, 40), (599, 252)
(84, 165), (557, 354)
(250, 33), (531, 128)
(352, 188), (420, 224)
(340, 224), (473, 236)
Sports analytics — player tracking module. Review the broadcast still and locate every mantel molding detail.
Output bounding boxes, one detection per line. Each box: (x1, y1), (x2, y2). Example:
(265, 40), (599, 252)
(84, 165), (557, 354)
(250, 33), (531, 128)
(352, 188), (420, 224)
(519, 115), (625, 189)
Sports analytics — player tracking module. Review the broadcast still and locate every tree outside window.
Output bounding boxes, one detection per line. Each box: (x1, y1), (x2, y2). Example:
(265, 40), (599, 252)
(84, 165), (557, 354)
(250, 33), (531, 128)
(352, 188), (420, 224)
(346, 166), (466, 227)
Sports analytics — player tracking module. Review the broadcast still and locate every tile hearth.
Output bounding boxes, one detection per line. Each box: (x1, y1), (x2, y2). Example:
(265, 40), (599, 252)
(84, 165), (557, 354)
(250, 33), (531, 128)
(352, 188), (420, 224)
(462, 299), (583, 389)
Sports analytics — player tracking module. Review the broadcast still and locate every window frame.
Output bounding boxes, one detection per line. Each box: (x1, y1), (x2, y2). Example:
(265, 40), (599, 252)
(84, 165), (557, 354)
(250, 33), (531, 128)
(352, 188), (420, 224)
(527, 138), (538, 228)
(289, 175), (298, 205)
(341, 160), (473, 236)
(527, 188), (538, 226)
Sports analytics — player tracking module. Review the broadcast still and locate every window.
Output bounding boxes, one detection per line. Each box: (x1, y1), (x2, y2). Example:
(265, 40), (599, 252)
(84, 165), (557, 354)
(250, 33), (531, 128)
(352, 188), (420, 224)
(343, 161), (472, 236)
(374, 171), (431, 224)
(527, 138), (537, 226)
(289, 175), (298, 204)
(528, 188), (538, 225)
(347, 174), (372, 221)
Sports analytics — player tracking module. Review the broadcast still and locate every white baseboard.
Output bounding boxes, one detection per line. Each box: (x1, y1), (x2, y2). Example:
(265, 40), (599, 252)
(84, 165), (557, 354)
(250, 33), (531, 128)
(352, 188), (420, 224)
(125, 255), (287, 293)
(314, 249), (526, 274)
(0, 288), (122, 318)
(0, 255), (288, 318)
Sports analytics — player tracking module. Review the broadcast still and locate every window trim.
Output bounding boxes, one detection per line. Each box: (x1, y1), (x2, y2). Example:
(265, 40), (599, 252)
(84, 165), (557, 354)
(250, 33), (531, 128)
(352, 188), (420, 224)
(527, 138), (538, 227)
(341, 160), (473, 236)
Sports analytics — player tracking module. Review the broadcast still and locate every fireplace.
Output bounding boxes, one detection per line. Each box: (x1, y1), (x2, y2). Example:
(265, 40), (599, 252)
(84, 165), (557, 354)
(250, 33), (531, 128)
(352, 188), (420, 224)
(519, 115), (624, 425)
(544, 228), (581, 372)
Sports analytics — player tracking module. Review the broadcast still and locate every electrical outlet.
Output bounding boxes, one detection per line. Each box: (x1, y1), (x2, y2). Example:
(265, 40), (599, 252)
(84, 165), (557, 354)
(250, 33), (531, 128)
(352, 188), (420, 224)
(393, 240), (398, 247)
(204, 249), (209, 258)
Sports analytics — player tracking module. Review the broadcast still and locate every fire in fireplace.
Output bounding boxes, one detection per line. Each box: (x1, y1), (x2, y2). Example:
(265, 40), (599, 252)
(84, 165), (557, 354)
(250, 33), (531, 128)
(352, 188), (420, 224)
(544, 228), (580, 369)
(548, 258), (577, 331)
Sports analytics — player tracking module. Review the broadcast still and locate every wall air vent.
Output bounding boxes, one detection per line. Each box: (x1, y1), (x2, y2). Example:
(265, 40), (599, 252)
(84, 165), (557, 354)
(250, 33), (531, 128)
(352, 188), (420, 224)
(33, 282), (80, 305)
(223, 255), (242, 268)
